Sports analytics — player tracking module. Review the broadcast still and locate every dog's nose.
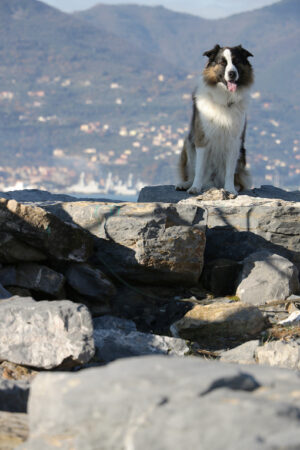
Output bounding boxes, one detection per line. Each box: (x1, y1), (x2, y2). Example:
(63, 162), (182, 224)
(228, 70), (237, 80)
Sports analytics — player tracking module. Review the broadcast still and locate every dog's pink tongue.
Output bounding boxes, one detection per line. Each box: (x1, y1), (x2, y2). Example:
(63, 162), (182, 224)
(227, 81), (237, 92)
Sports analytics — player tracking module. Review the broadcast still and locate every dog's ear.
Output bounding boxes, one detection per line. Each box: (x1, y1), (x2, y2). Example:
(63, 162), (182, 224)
(203, 44), (221, 59)
(237, 45), (253, 58)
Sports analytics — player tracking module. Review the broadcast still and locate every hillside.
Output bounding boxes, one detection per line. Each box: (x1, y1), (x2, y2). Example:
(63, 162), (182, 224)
(0, 0), (298, 193)
(76, 0), (300, 103)
(0, 0), (177, 87)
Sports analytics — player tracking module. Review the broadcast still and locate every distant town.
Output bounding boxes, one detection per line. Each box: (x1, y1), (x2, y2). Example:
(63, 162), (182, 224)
(0, 76), (299, 198)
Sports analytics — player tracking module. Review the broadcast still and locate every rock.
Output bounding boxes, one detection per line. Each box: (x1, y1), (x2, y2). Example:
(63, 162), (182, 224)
(0, 263), (65, 297)
(138, 184), (300, 203)
(0, 232), (46, 263)
(255, 340), (300, 370)
(0, 282), (11, 299)
(138, 185), (300, 270)
(220, 340), (260, 365)
(279, 310), (300, 325)
(5, 286), (31, 297)
(0, 412), (28, 448)
(47, 201), (206, 285)
(0, 361), (38, 381)
(0, 197), (93, 262)
(93, 317), (189, 363)
(23, 356), (300, 449)
(93, 315), (137, 333)
(236, 251), (300, 305)
(170, 302), (265, 341)
(0, 297), (95, 369)
(66, 263), (116, 301)
(0, 379), (29, 413)
(201, 258), (241, 296)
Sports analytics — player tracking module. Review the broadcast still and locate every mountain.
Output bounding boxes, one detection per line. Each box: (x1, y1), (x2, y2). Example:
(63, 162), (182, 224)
(0, 0), (177, 88)
(0, 0), (298, 192)
(76, 0), (300, 102)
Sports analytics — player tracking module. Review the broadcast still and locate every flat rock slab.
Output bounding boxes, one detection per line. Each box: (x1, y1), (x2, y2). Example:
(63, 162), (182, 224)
(236, 251), (299, 305)
(171, 302), (265, 341)
(45, 201), (206, 285)
(220, 340), (260, 365)
(21, 356), (300, 450)
(93, 316), (189, 362)
(139, 185), (300, 269)
(256, 340), (300, 370)
(0, 197), (93, 262)
(0, 297), (95, 369)
(0, 263), (65, 297)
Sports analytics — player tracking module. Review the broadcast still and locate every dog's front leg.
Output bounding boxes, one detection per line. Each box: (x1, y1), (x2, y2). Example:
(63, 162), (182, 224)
(188, 147), (206, 195)
(224, 142), (239, 195)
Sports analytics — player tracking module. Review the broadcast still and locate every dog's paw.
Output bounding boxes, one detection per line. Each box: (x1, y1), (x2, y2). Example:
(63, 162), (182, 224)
(175, 181), (192, 191)
(224, 185), (238, 197)
(188, 185), (202, 195)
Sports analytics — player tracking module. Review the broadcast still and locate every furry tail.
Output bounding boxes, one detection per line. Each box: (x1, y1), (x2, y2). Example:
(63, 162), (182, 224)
(178, 138), (188, 182)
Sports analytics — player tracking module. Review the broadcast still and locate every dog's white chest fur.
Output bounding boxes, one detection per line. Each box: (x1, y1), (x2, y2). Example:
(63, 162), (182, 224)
(193, 84), (248, 190)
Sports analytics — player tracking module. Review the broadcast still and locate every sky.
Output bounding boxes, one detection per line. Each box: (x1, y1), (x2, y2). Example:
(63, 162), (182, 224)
(43, 0), (280, 19)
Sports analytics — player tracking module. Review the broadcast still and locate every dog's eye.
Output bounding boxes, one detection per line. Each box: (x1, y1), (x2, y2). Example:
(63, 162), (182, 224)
(221, 58), (227, 66)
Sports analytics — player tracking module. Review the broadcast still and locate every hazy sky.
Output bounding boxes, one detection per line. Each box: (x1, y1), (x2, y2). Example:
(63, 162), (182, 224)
(43, 0), (280, 19)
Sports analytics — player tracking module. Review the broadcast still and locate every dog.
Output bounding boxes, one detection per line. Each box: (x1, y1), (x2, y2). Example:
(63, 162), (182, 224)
(176, 44), (254, 196)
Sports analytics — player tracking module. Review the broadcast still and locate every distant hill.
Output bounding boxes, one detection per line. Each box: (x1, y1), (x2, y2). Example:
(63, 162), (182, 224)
(76, 0), (300, 103)
(0, 0), (177, 88)
(0, 0), (298, 191)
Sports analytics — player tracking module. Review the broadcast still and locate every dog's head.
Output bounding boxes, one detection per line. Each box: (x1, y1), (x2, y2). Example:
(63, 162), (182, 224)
(203, 44), (254, 92)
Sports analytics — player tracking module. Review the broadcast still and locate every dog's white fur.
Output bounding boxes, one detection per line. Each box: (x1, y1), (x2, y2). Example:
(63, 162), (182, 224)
(176, 47), (253, 195)
(187, 80), (250, 195)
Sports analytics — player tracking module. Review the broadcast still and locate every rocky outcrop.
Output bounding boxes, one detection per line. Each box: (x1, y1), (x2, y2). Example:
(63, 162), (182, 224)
(236, 251), (299, 304)
(170, 302), (265, 341)
(138, 185), (300, 270)
(0, 297), (95, 369)
(93, 316), (189, 362)
(21, 356), (300, 450)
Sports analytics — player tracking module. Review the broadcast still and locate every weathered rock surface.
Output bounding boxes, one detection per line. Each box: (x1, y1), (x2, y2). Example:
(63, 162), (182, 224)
(93, 316), (189, 362)
(0, 412), (28, 449)
(236, 251), (300, 305)
(0, 379), (29, 413)
(0, 197), (93, 262)
(66, 263), (116, 301)
(220, 340), (260, 365)
(0, 297), (95, 369)
(47, 201), (206, 285)
(21, 356), (300, 450)
(171, 302), (265, 342)
(256, 340), (300, 370)
(0, 263), (65, 297)
(0, 232), (46, 263)
(138, 185), (300, 270)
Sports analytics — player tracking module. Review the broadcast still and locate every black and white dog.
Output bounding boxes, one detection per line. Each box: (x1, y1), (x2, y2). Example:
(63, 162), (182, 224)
(176, 44), (254, 195)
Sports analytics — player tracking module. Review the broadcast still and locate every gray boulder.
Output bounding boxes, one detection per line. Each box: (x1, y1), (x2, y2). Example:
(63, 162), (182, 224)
(170, 302), (265, 341)
(0, 263), (65, 297)
(0, 297), (95, 369)
(66, 263), (116, 301)
(0, 232), (46, 263)
(22, 356), (300, 449)
(0, 197), (93, 262)
(236, 251), (300, 305)
(46, 201), (206, 285)
(0, 411), (28, 447)
(0, 379), (29, 413)
(255, 340), (300, 370)
(93, 316), (189, 362)
(220, 340), (260, 365)
(138, 185), (300, 270)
